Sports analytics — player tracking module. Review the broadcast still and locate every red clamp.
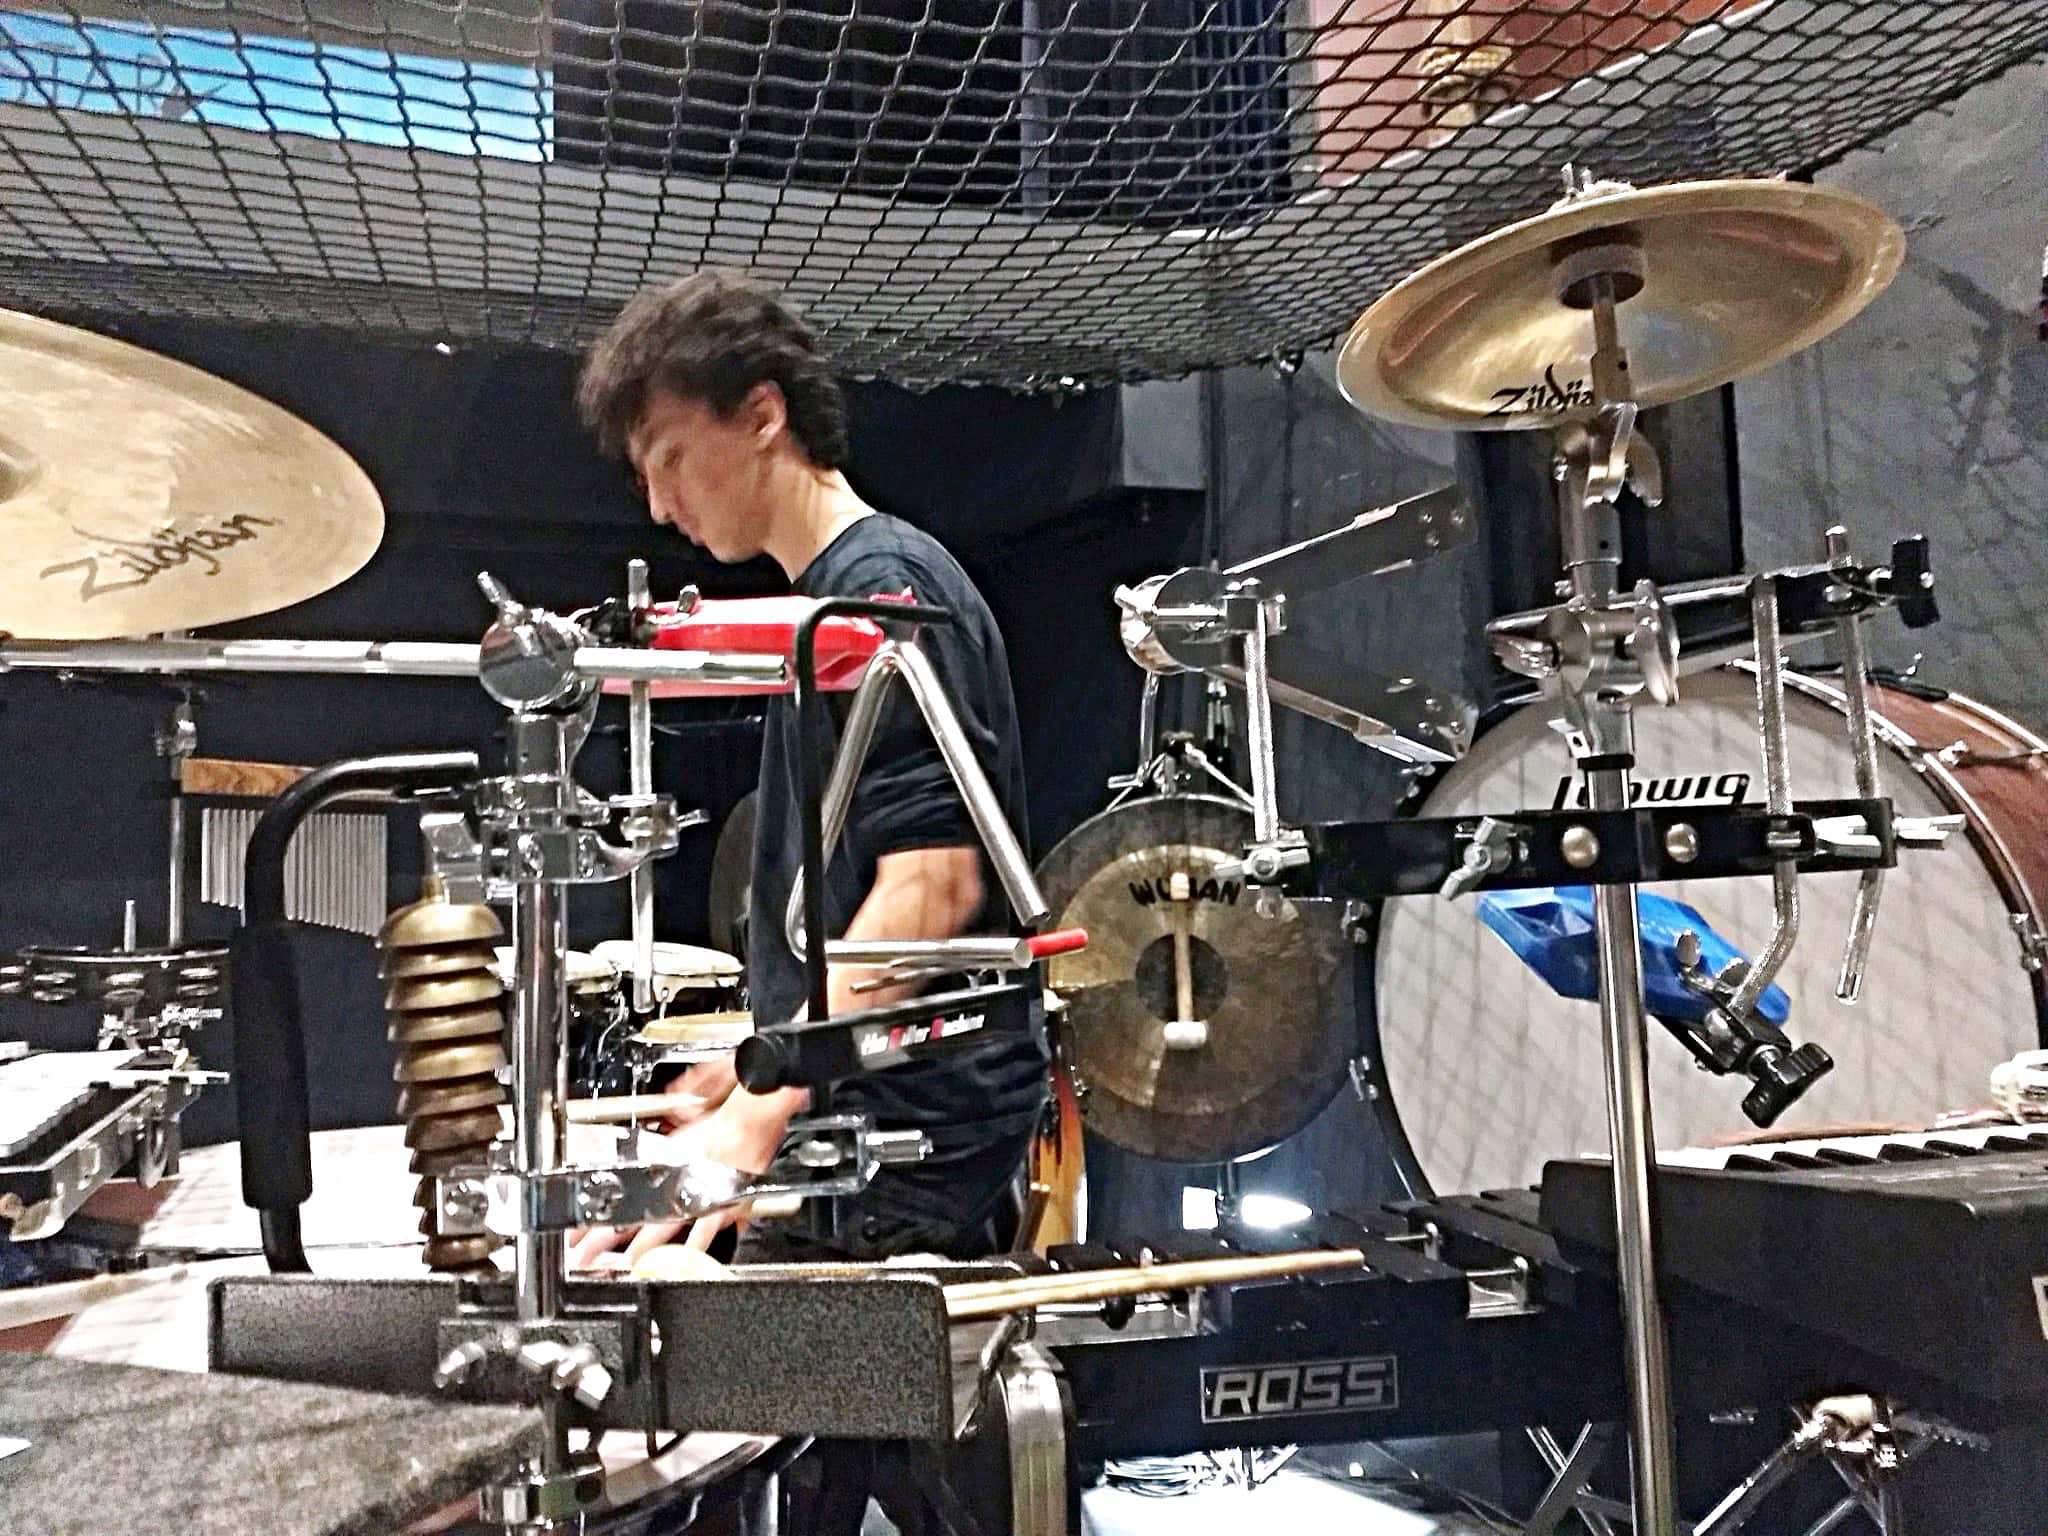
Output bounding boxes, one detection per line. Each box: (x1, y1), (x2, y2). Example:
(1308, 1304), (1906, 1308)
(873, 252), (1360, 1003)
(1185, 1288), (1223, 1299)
(601, 596), (887, 698)
(1027, 929), (1089, 960)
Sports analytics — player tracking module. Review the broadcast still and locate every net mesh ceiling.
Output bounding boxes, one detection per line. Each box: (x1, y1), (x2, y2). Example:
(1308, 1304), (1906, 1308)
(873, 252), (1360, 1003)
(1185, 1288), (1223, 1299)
(1, 1), (2042, 388)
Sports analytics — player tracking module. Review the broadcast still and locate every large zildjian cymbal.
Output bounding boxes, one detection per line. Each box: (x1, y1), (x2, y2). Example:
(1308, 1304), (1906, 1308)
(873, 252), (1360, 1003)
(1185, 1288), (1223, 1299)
(1337, 178), (1904, 431)
(0, 309), (384, 639)
(1035, 794), (1357, 1163)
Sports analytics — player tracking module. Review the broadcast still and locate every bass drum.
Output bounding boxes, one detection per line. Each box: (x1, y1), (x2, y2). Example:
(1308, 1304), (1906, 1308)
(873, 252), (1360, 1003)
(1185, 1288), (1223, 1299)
(1370, 667), (2048, 1196)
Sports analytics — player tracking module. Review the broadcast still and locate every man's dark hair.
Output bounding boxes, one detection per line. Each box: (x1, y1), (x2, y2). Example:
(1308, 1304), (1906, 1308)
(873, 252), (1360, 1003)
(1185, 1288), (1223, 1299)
(576, 270), (851, 470)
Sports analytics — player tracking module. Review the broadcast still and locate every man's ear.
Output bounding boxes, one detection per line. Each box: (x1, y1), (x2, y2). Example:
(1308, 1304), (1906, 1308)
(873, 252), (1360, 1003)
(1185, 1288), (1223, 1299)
(744, 382), (788, 450)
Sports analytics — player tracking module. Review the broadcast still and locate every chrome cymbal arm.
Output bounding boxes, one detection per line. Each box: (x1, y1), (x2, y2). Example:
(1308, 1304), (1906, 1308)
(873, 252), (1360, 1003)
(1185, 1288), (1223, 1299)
(1239, 579), (1283, 849)
(1728, 575), (1801, 1024)
(1135, 672), (1161, 773)
(1826, 526), (1885, 1002)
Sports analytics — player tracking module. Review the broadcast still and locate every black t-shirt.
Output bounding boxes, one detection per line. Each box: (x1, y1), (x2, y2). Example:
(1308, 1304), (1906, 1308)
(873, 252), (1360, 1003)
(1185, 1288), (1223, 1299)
(748, 513), (1048, 1152)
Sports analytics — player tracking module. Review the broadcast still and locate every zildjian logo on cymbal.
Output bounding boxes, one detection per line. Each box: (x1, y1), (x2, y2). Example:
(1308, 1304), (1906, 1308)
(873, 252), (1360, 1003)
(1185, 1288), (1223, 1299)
(1486, 364), (1594, 418)
(39, 513), (280, 601)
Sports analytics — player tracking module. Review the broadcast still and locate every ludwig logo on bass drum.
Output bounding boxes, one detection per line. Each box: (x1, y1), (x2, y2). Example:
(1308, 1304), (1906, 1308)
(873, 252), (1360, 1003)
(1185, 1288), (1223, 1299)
(1552, 772), (1751, 811)
(1199, 1355), (1398, 1423)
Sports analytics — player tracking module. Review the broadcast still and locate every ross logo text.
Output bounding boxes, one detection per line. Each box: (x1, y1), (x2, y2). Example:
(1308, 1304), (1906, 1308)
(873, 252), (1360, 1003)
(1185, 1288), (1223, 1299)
(1200, 1355), (1398, 1423)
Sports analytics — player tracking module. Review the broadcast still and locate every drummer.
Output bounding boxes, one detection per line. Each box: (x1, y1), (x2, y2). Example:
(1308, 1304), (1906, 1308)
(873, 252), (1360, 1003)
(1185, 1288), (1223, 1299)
(566, 262), (1048, 1346)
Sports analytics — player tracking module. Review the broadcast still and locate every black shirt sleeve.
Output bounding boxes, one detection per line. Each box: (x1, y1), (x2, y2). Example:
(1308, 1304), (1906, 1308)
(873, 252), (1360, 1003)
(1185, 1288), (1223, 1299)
(827, 548), (1001, 875)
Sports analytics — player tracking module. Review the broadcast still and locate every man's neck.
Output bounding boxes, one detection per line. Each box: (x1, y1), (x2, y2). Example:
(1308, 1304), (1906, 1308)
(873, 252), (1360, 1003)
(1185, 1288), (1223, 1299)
(761, 461), (875, 582)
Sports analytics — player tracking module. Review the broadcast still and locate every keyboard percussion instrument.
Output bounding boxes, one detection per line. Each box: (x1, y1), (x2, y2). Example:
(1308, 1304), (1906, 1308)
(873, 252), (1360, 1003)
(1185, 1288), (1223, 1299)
(5, 166), (2047, 1536)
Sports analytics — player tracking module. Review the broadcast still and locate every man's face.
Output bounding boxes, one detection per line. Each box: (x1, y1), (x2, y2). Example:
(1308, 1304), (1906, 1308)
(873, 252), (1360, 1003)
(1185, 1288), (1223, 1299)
(626, 387), (775, 563)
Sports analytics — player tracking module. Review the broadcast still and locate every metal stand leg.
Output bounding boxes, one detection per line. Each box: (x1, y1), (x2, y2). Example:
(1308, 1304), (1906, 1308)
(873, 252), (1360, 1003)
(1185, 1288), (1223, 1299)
(1586, 785), (1679, 1536)
(736, 1467), (780, 1536)
(1694, 1416), (1831, 1536)
(1551, 397), (1679, 1534)
(1799, 1499), (1862, 1536)
(158, 692), (196, 945)
(1525, 1423), (1626, 1536)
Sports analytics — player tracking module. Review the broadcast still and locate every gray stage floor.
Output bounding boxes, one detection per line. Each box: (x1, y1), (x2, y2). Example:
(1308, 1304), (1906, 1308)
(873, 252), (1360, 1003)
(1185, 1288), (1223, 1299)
(862, 1443), (1514, 1535)
(1078, 1468), (1505, 1535)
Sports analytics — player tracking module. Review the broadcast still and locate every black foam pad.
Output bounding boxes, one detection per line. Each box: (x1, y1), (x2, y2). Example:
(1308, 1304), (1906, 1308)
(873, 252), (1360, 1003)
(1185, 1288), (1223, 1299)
(230, 919), (312, 1211)
(0, 1354), (535, 1536)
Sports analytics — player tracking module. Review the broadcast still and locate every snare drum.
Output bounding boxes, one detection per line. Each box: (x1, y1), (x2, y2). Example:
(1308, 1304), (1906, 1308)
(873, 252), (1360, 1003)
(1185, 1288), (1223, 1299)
(589, 940), (743, 1013)
(1366, 667), (2048, 1194)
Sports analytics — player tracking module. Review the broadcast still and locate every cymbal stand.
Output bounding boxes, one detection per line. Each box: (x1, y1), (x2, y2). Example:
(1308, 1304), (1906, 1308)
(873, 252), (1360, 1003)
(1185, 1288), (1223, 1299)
(1692, 1395), (1982, 1536)
(1535, 230), (1681, 1536)
(154, 685), (197, 945)
(1104, 674), (1258, 811)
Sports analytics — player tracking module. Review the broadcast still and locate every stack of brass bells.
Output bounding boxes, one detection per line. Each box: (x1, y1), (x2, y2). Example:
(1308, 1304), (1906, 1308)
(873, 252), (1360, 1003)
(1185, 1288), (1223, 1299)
(379, 895), (510, 1272)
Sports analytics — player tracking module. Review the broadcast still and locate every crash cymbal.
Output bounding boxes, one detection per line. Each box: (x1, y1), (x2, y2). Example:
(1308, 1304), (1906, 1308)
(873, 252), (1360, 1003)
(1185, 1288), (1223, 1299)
(404, 1105), (506, 1151)
(397, 1075), (506, 1119)
(633, 1011), (754, 1047)
(381, 943), (499, 980)
(379, 899), (503, 950)
(1337, 178), (1904, 430)
(0, 309), (385, 640)
(386, 970), (502, 1015)
(395, 1038), (508, 1085)
(1035, 795), (1357, 1163)
(388, 1003), (506, 1045)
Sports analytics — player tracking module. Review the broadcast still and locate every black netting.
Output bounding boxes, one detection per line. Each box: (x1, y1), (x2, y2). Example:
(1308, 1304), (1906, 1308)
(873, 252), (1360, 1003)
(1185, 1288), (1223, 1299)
(0, 2), (2042, 387)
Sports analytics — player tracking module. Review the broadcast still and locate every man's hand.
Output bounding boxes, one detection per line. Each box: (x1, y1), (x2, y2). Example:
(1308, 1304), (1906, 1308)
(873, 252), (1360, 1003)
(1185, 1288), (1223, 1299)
(568, 1085), (805, 1269)
(657, 1054), (739, 1130)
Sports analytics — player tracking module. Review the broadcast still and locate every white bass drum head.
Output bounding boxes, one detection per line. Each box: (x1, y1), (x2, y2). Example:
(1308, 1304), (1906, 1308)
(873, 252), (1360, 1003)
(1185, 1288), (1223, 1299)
(1376, 668), (2038, 1193)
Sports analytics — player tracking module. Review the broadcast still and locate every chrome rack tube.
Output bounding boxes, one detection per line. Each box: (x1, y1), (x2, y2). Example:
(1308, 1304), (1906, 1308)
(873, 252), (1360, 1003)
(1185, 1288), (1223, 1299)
(0, 636), (788, 688)
(827, 937), (1038, 970)
(626, 561), (657, 1015)
(0, 638), (485, 675)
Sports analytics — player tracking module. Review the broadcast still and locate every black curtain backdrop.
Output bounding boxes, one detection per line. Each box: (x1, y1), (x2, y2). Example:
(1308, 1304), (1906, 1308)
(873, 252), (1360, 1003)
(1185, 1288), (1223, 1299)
(0, 315), (1199, 1146)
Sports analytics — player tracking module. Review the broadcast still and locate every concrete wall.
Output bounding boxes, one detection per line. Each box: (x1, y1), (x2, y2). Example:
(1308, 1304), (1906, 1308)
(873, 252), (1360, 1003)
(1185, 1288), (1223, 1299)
(1739, 58), (2048, 718)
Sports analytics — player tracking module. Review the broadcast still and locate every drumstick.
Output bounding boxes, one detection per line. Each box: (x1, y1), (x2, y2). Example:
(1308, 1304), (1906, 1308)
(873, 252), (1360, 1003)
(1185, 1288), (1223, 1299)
(1170, 871), (1196, 1028)
(631, 1245), (733, 1282)
(565, 1092), (709, 1124)
(0, 1264), (193, 1332)
(943, 1248), (1365, 1321)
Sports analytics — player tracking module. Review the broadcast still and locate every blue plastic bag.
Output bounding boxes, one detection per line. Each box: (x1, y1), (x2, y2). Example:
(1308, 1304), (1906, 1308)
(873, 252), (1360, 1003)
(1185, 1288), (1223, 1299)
(1475, 886), (1791, 1025)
